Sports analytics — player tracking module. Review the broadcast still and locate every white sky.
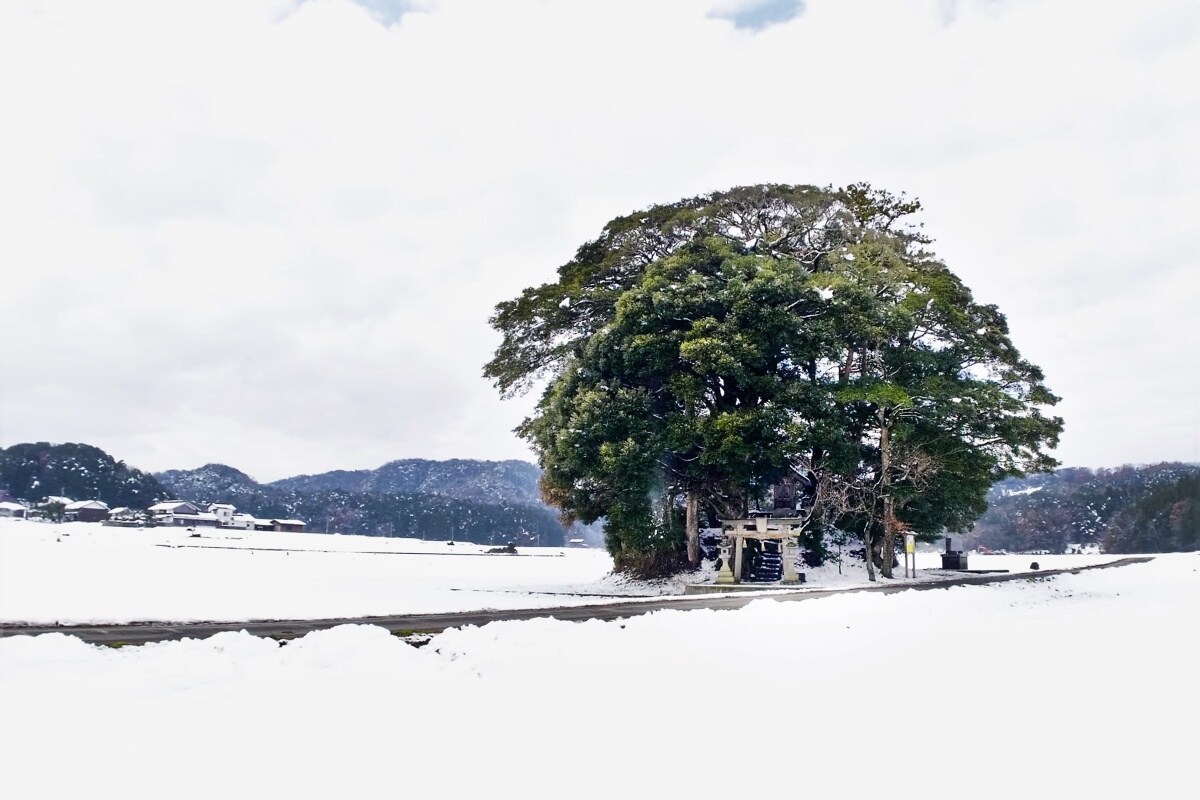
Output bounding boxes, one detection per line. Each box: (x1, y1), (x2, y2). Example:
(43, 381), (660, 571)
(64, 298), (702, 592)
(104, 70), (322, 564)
(1, 0), (1197, 482)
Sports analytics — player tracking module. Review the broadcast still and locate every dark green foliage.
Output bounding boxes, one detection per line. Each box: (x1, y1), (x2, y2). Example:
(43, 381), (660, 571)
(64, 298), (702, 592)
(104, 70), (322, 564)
(487, 183), (1063, 577)
(0, 442), (171, 508)
(969, 463), (1199, 553)
(1102, 469), (1199, 553)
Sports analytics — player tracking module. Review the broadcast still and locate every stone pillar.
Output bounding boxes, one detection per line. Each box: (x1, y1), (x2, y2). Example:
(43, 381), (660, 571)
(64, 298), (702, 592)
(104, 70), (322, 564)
(782, 536), (800, 584)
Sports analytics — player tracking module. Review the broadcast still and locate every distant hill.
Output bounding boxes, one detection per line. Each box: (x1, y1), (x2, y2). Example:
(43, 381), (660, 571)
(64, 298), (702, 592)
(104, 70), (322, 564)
(155, 463), (263, 503)
(0, 442), (170, 508)
(0, 440), (599, 547)
(156, 458), (600, 547)
(965, 462), (1200, 554)
(1102, 471), (1199, 554)
(270, 459), (542, 505)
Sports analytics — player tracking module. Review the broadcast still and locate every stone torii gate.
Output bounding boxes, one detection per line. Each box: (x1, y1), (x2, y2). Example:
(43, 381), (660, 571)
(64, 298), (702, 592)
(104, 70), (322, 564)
(715, 515), (805, 585)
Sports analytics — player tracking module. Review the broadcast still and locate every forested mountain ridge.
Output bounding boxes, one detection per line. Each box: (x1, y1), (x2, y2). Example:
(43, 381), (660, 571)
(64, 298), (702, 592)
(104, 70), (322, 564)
(269, 459), (542, 504)
(0, 441), (588, 546)
(155, 459), (600, 546)
(1102, 471), (1199, 553)
(0, 442), (170, 508)
(966, 462), (1199, 553)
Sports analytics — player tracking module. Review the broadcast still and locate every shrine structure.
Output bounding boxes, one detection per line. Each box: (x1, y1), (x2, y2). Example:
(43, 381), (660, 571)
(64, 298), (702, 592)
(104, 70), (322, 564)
(715, 514), (806, 585)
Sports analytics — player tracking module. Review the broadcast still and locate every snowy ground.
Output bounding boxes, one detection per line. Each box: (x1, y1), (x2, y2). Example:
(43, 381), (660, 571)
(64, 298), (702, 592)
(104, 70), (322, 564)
(0, 519), (620, 624)
(1, 542), (1195, 799)
(0, 518), (1122, 624)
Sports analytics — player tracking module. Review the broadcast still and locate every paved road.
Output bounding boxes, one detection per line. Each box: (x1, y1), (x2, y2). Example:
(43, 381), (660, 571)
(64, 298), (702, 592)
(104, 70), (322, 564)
(0, 557), (1151, 646)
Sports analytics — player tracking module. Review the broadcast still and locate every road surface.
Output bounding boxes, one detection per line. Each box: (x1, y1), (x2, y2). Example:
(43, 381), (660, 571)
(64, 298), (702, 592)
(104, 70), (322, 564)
(0, 557), (1151, 646)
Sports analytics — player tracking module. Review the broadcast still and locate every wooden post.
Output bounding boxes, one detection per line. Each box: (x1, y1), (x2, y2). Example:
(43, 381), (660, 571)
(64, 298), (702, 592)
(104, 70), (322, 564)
(733, 536), (744, 584)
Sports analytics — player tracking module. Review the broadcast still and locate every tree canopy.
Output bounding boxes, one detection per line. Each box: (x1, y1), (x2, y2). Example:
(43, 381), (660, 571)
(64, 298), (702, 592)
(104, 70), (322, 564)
(486, 184), (1063, 578)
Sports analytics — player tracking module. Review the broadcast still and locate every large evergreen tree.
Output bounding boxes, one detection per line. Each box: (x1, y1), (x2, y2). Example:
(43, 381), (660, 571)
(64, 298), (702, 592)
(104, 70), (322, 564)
(486, 184), (1063, 578)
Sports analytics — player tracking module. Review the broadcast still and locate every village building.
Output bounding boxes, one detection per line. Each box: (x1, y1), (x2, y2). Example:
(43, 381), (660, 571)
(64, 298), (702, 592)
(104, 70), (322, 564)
(208, 504), (236, 526)
(147, 500), (218, 527)
(64, 500), (110, 522)
(147, 501), (201, 516)
(227, 512), (258, 529)
(255, 518), (306, 532)
(0, 500), (28, 518)
(146, 501), (305, 532)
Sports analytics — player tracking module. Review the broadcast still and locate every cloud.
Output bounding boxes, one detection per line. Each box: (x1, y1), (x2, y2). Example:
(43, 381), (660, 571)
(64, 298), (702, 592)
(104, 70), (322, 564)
(343, 0), (424, 26)
(0, 0), (1196, 480)
(709, 0), (805, 30)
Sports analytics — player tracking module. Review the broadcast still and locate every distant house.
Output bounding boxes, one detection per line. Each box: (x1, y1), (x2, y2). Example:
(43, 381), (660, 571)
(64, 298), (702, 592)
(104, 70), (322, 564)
(160, 512), (220, 528)
(254, 518), (306, 533)
(146, 501), (305, 532)
(148, 501), (201, 516)
(64, 500), (110, 523)
(207, 504), (236, 526)
(566, 537), (587, 548)
(147, 500), (217, 528)
(0, 501), (28, 518)
(228, 512), (258, 530)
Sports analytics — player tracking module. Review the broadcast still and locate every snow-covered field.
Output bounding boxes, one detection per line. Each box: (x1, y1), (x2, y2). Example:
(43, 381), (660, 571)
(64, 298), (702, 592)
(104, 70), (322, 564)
(0, 519), (622, 624)
(1, 531), (1195, 799)
(0, 518), (1123, 624)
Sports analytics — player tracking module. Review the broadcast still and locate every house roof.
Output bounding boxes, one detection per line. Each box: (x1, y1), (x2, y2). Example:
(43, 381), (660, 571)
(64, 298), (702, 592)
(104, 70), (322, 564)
(65, 500), (109, 511)
(148, 501), (198, 512)
(0, 501), (27, 512)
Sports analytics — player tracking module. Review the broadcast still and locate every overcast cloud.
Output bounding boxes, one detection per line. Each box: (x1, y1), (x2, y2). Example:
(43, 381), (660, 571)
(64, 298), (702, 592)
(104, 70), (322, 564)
(1, 0), (1197, 482)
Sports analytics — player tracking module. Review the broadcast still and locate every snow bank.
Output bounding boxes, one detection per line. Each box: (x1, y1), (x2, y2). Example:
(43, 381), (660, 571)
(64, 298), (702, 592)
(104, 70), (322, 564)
(2, 553), (1196, 799)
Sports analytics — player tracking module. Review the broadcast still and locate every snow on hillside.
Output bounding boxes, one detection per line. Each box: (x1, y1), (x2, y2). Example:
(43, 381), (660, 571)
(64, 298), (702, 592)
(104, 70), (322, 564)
(1, 551), (1195, 800)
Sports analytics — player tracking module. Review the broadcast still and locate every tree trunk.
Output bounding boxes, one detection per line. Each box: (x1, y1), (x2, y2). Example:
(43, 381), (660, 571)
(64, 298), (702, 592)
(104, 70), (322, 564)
(878, 409), (895, 579)
(881, 495), (896, 579)
(863, 513), (876, 582)
(686, 489), (700, 567)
